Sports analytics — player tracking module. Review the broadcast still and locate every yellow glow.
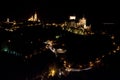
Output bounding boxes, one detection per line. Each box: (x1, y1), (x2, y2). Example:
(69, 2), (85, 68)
(78, 17), (86, 26)
(64, 61), (66, 64)
(116, 46), (120, 51)
(63, 61), (67, 67)
(28, 16), (34, 21)
(46, 40), (53, 46)
(95, 60), (100, 63)
(113, 50), (116, 53)
(113, 42), (116, 45)
(49, 69), (56, 77)
(65, 68), (71, 72)
(79, 65), (83, 68)
(34, 12), (37, 21)
(116, 48), (120, 51)
(111, 35), (115, 39)
(95, 58), (101, 63)
(68, 64), (71, 68)
(28, 12), (40, 22)
(89, 61), (94, 67)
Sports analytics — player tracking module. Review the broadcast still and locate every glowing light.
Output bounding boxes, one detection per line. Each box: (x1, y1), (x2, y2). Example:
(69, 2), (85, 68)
(7, 18), (10, 23)
(69, 16), (76, 20)
(49, 69), (56, 77)
(64, 61), (66, 64)
(79, 65), (83, 68)
(95, 58), (101, 63)
(28, 12), (40, 22)
(83, 67), (92, 70)
(111, 35), (115, 39)
(113, 50), (116, 53)
(68, 64), (71, 68)
(28, 16), (34, 21)
(65, 68), (71, 72)
(56, 48), (66, 53)
(8, 40), (11, 43)
(34, 12), (37, 21)
(79, 17), (86, 26)
(25, 56), (28, 59)
(55, 35), (60, 39)
(3, 47), (8, 52)
(89, 61), (94, 67)
(102, 55), (105, 58)
(116, 46), (120, 51)
(113, 42), (116, 45)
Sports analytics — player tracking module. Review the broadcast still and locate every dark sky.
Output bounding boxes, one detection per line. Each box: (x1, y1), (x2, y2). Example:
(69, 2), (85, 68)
(0, 0), (119, 22)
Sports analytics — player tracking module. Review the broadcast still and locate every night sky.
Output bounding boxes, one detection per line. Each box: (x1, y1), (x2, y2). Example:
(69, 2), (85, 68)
(0, 0), (119, 22)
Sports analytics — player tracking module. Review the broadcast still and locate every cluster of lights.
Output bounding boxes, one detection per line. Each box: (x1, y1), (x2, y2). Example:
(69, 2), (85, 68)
(2, 47), (22, 56)
(5, 25), (20, 32)
(40, 33), (120, 78)
(64, 27), (94, 35)
(26, 33), (120, 80)
(59, 34), (120, 73)
(62, 17), (93, 35)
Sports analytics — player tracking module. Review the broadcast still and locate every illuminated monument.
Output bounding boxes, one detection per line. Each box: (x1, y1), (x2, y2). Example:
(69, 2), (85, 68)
(68, 16), (91, 29)
(68, 16), (77, 27)
(63, 16), (93, 35)
(28, 12), (40, 22)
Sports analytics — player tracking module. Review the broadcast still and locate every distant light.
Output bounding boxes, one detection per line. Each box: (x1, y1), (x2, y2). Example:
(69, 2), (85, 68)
(113, 50), (116, 53)
(89, 61), (94, 67)
(103, 23), (115, 25)
(38, 19), (40, 22)
(49, 69), (56, 77)
(3, 48), (8, 52)
(56, 48), (66, 53)
(111, 35), (115, 39)
(102, 55), (105, 58)
(69, 16), (76, 20)
(8, 40), (11, 43)
(55, 35), (60, 39)
(25, 56), (28, 59)
(30, 41), (33, 44)
(83, 67), (92, 71)
(113, 42), (116, 45)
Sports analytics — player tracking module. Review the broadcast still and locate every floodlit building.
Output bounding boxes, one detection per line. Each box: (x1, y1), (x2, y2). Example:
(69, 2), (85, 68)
(68, 16), (77, 28)
(28, 12), (40, 22)
(77, 17), (91, 30)
(63, 16), (92, 35)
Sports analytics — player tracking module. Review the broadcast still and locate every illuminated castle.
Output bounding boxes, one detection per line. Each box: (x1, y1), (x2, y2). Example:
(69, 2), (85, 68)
(68, 16), (91, 29)
(77, 17), (91, 30)
(28, 12), (40, 22)
(62, 16), (93, 35)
